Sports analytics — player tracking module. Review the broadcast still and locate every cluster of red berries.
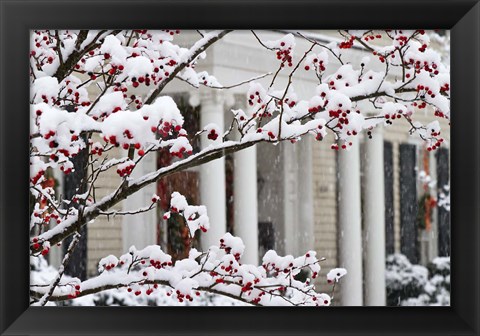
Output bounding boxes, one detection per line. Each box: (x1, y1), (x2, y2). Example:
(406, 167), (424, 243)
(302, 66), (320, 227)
(250, 294), (265, 304)
(339, 36), (355, 49)
(307, 57), (326, 72)
(262, 261), (295, 276)
(174, 290), (194, 303)
(123, 129), (134, 140)
(425, 62), (439, 75)
(107, 63), (124, 75)
(282, 97), (296, 108)
(103, 262), (117, 271)
(33, 32), (51, 47)
(116, 163), (135, 177)
(275, 42), (293, 66)
(104, 135), (119, 146)
(32, 237), (50, 256)
(56, 148), (71, 158)
(90, 144), (104, 156)
(412, 101), (427, 109)
(372, 50), (392, 64)
(152, 121), (183, 139)
(44, 212), (60, 225)
(241, 281), (254, 293)
(61, 87), (88, 110)
(31, 237), (42, 250)
(67, 285), (82, 299)
(131, 74), (153, 88)
(427, 129), (444, 151)
(330, 142), (353, 151)
(31, 170), (45, 185)
(162, 29), (181, 36)
(248, 91), (262, 106)
(255, 111), (271, 118)
(308, 105), (322, 114)
(59, 165), (73, 175)
(440, 83), (450, 93)
(363, 33), (382, 41)
(416, 84), (437, 99)
(395, 34), (409, 47)
(207, 129), (218, 141)
(43, 130), (56, 140)
(148, 259), (173, 269)
(219, 239), (241, 261)
(127, 288), (142, 296)
(385, 112), (403, 121)
(418, 43), (428, 53)
(407, 58), (440, 75)
(329, 108), (353, 130)
(218, 259), (237, 274)
(112, 82), (128, 93)
(171, 146), (191, 159)
(427, 139), (444, 152)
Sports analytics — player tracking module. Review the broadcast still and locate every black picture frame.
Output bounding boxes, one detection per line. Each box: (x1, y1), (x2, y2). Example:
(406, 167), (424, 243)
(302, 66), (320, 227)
(1, 0), (478, 335)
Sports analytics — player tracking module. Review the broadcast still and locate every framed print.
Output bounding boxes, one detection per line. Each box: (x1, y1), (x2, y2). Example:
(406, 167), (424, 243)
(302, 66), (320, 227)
(1, 0), (479, 335)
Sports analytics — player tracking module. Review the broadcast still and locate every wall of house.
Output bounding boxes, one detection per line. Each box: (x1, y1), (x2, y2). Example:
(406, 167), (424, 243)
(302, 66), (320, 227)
(86, 143), (124, 276)
(312, 133), (338, 294)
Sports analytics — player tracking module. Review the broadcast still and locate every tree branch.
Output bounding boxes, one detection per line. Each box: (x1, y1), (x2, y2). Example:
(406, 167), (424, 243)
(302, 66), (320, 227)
(144, 30), (233, 104)
(32, 232), (81, 306)
(53, 30), (122, 82)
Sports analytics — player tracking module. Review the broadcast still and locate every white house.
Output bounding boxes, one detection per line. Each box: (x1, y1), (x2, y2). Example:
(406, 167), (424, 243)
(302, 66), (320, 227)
(50, 30), (450, 306)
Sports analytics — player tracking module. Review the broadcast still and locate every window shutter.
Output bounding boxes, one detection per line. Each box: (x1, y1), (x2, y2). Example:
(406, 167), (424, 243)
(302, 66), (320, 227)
(436, 148), (450, 256)
(399, 144), (419, 263)
(258, 221), (275, 257)
(384, 141), (395, 255)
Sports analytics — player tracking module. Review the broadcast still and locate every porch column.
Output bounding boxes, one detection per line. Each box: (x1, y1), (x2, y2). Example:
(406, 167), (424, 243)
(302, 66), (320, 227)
(123, 151), (157, 251)
(233, 142), (259, 265)
(363, 126), (386, 306)
(297, 138), (315, 253)
(337, 140), (363, 306)
(200, 91), (227, 250)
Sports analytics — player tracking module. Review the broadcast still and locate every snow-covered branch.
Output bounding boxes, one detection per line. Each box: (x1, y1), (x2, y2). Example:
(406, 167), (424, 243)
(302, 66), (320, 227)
(29, 29), (449, 306)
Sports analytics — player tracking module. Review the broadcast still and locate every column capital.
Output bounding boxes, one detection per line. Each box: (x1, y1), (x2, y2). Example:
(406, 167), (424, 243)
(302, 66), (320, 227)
(199, 89), (226, 106)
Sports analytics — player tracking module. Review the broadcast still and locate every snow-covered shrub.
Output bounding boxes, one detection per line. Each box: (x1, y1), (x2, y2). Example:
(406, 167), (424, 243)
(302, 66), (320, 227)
(385, 254), (450, 306)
